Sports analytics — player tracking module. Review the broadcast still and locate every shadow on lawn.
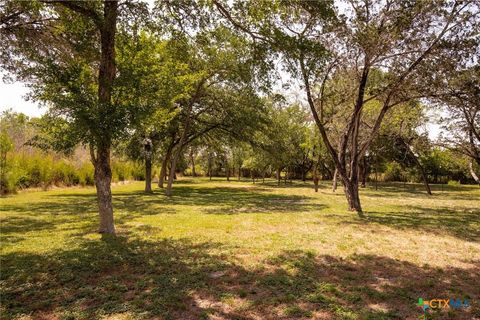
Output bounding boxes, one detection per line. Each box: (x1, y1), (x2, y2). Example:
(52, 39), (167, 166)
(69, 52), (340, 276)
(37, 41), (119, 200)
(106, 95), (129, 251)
(0, 184), (321, 245)
(0, 216), (55, 234)
(352, 205), (480, 242)
(1, 236), (478, 319)
(0, 185), (317, 218)
(2, 181), (478, 242)
(190, 177), (322, 189)
(44, 184), (320, 216)
(151, 185), (319, 214)
(363, 182), (480, 200)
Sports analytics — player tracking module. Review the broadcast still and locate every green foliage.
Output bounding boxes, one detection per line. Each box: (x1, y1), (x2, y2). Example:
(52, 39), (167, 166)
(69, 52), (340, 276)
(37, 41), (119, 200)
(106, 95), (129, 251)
(111, 160), (145, 182)
(77, 163), (95, 187)
(0, 151), (144, 194)
(0, 110), (148, 194)
(421, 148), (470, 183)
(0, 130), (13, 154)
(184, 165), (203, 177)
(0, 130), (14, 194)
(383, 162), (403, 182)
(241, 102), (313, 175)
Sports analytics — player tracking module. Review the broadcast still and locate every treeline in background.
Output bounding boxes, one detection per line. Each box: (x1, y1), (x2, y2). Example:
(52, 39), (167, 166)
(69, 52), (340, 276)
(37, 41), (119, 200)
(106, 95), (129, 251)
(1, 107), (476, 195)
(0, 112), (145, 193)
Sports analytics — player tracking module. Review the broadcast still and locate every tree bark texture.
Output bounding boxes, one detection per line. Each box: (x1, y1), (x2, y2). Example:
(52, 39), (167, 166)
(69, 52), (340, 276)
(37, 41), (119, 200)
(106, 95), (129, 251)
(469, 161), (480, 185)
(93, 145), (115, 234)
(92, 0), (118, 234)
(144, 138), (153, 193)
(332, 168), (338, 192)
(158, 146), (172, 188)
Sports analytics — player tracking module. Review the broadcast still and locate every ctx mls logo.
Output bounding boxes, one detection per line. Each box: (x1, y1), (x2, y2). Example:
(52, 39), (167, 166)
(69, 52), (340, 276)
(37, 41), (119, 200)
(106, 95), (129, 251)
(417, 298), (470, 311)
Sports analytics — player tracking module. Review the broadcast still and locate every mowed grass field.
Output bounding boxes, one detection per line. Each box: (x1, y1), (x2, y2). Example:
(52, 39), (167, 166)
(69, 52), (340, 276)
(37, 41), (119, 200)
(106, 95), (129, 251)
(1, 178), (479, 320)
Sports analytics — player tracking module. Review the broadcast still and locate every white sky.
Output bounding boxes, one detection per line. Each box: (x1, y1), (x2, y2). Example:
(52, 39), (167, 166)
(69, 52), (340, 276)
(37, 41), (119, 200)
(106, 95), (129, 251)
(0, 79), (45, 117)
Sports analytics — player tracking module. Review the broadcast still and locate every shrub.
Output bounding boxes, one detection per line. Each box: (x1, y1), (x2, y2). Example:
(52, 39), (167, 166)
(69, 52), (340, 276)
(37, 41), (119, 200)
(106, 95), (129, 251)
(0, 162), (24, 194)
(111, 160), (144, 182)
(51, 160), (78, 186)
(384, 162), (403, 182)
(130, 161), (145, 181)
(77, 163), (95, 186)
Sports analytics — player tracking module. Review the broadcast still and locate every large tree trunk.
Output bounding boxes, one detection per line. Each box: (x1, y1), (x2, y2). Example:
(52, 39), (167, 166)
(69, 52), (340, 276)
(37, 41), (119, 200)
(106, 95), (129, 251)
(166, 103), (193, 196)
(343, 179), (363, 217)
(226, 164), (230, 181)
(332, 168), (338, 192)
(403, 139), (432, 195)
(92, 0), (118, 234)
(190, 149), (196, 177)
(93, 145), (115, 234)
(144, 138), (153, 193)
(145, 156), (152, 193)
(359, 156), (367, 188)
(208, 156), (212, 180)
(276, 168), (281, 185)
(469, 161), (480, 185)
(166, 147), (182, 196)
(158, 147), (172, 188)
(300, 57), (371, 217)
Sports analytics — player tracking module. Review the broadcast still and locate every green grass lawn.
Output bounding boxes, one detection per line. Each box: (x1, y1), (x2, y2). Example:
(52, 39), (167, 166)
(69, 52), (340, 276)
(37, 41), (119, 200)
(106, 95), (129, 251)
(1, 178), (479, 320)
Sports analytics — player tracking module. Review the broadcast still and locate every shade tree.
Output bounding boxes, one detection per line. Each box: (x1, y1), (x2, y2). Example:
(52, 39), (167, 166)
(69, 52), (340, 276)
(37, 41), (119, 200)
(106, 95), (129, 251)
(1, 0), (133, 233)
(115, 33), (199, 193)
(213, 0), (479, 215)
(434, 66), (480, 184)
(0, 0), (169, 233)
(149, 28), (268, 196)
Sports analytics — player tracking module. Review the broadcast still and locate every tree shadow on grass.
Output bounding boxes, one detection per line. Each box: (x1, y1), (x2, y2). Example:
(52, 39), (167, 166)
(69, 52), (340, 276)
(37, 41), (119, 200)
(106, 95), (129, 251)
(24, 184), (322, 216)
(346, 205), (480, 242)
(234, 251), (480, 320)
(0, 236), (231, 320)
(0, 216), (55, 234)
(247, 179), (327, 190)
(0, 184), (324, 248)
(113, 185), (323, 215)
(363, 182), (480, 201)
(1, 237), (478, 319)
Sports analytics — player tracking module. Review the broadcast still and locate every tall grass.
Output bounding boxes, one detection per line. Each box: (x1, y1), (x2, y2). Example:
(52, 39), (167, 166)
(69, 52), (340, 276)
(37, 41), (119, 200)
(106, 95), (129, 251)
(0, 151), (143, 194)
